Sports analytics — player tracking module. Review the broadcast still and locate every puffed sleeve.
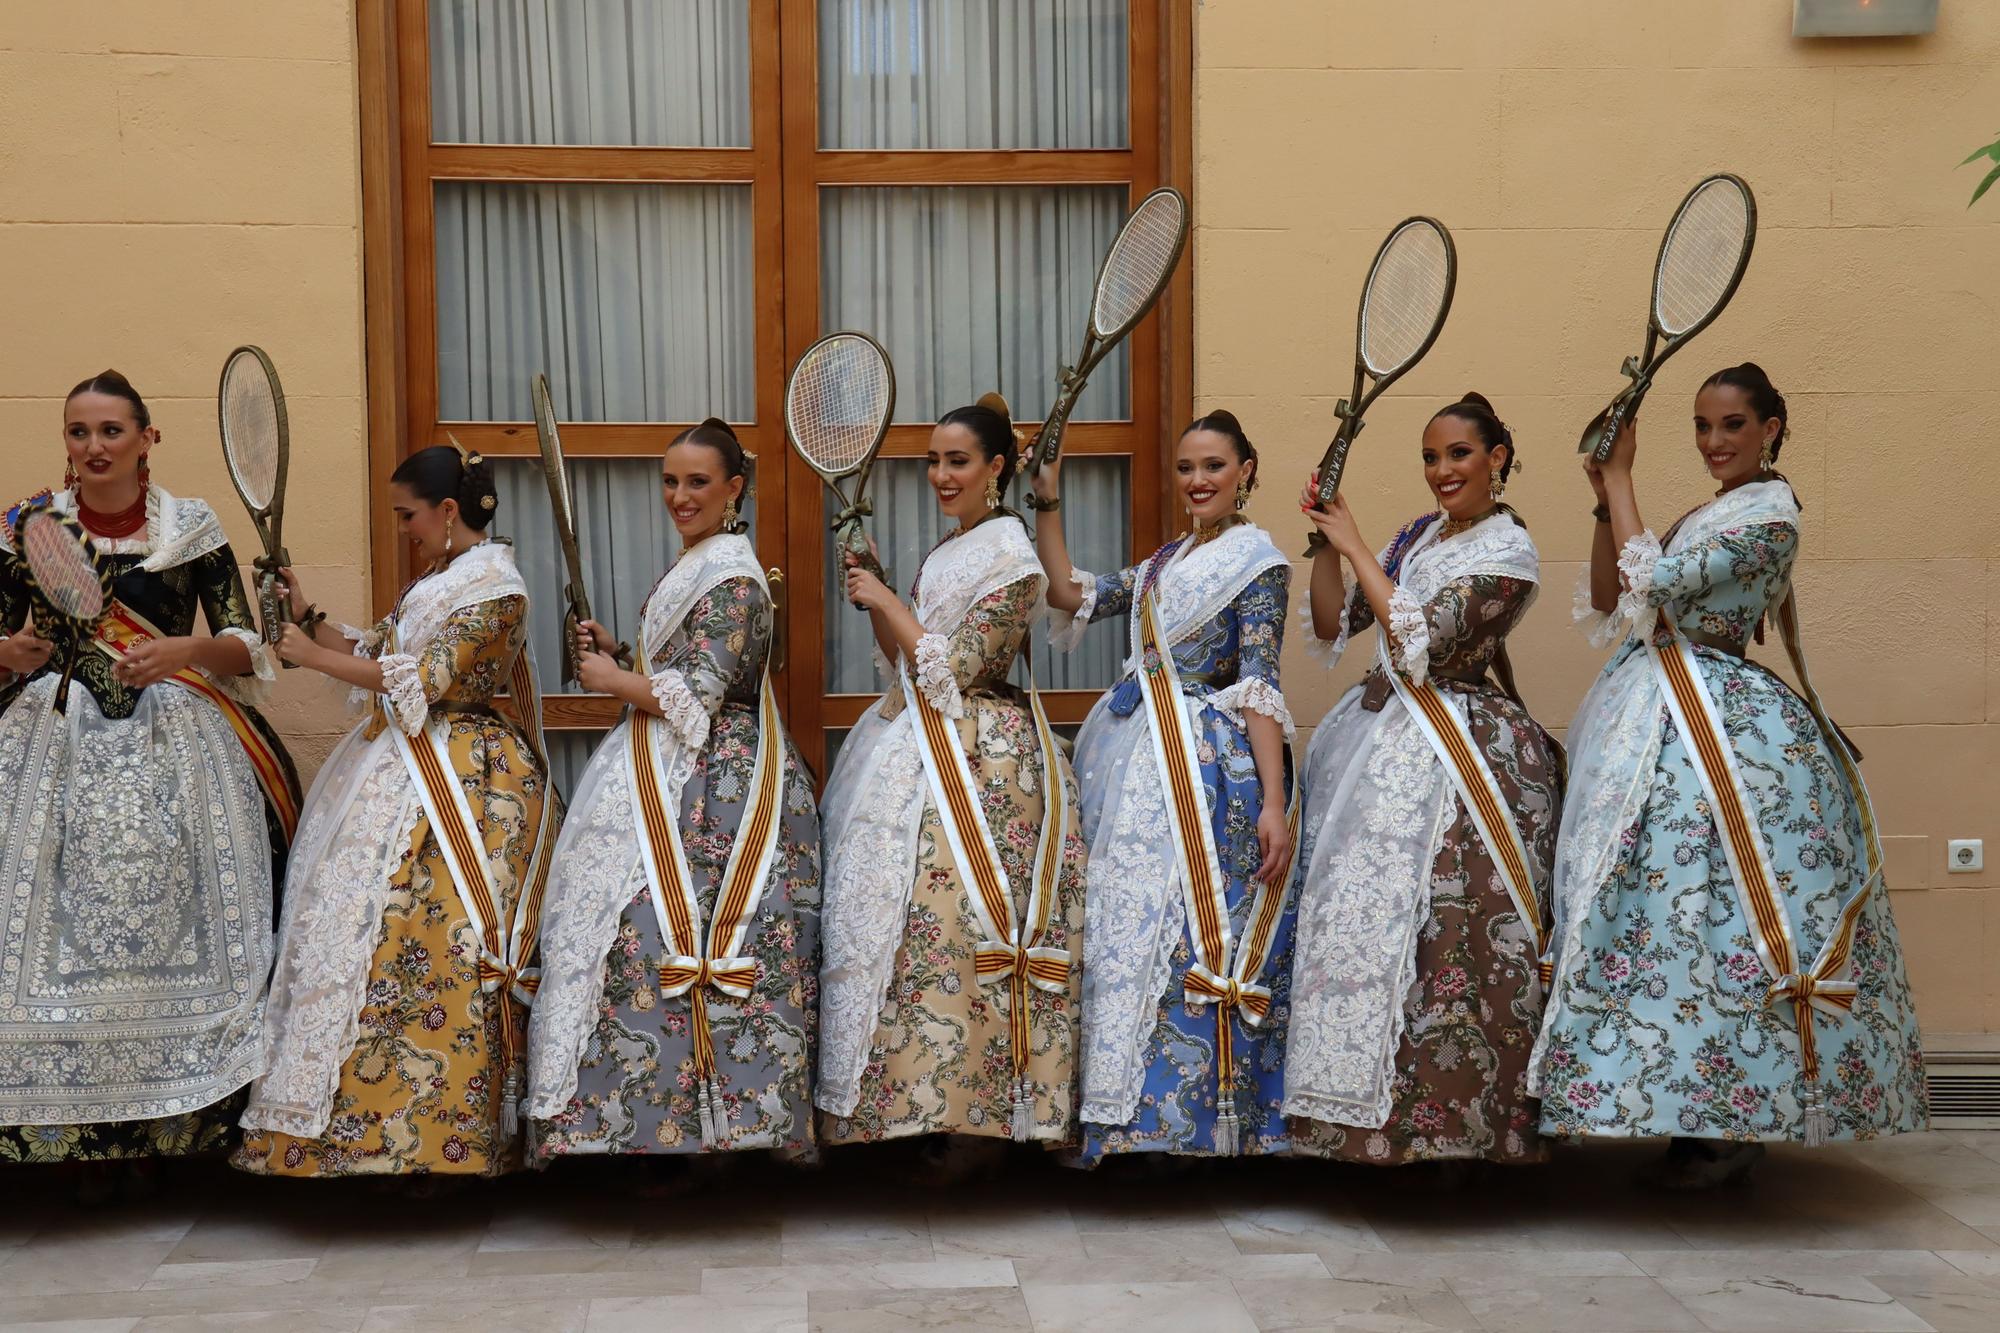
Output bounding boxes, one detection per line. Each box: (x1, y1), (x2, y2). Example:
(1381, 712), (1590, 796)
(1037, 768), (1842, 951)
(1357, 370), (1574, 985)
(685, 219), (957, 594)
(191, 544), (277, 704)
(1048, 562), (1139, 652)
(648, 575), (767, 748)
(1613, 521), (1797, 637)
(1400, 573), (1536, 686)
(1208, 563), (1293, 736)
(913, 575), (1038, 718)
(381, 594), (526, 736)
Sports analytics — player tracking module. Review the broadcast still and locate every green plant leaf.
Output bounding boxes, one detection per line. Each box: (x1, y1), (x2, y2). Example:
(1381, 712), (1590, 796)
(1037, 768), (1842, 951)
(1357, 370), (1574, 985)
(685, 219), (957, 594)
(1971, 162), (2000, 208)
(1961, 138), (2000, 166)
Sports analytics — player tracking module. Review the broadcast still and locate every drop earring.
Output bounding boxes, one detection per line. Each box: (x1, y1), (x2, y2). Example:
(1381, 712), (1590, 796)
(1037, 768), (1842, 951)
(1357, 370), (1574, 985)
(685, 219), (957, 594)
(721, 496), (740, 532)
(983, 472), (1001, 510)
(138, 453), (151, 490)
(444, 513), (455, 556)
(1758, 437), (1775, 472)
(1489, 469), (1506, 501)
(1234, 478), (1251, 511)
(63, 458), (78, 491)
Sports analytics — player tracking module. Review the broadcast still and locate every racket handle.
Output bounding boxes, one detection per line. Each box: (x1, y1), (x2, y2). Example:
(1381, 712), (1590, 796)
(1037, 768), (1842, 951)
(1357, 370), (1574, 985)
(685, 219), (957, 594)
(1031, 395), (1080, 475)
(257, 573), (299, 670)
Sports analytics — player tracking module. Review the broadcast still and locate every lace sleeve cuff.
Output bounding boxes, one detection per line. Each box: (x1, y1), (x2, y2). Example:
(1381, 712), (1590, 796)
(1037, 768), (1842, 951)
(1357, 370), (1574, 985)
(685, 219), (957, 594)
(648, 667), (712, 749)
(913, 632), (964, 718)
(207, 626), (276, 705)
(1385, 586), (1431, 683)
(1207, 676), (1296, 739)
(1047, 567), (1098, 653)
(1296, 590), (1358, 669)
(1614, 530), (1665, 636)
(379, 651), (428, 736)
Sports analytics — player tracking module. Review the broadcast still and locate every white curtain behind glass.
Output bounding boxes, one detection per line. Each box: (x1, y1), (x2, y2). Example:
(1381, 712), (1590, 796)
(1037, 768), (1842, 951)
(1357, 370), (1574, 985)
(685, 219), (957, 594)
(436, 182), (755, 423)
(822, 457), (1129, 695)
(821, 186), (1130, 424)
(430, 0), (750, 146)
(818, 0), (1127, 149)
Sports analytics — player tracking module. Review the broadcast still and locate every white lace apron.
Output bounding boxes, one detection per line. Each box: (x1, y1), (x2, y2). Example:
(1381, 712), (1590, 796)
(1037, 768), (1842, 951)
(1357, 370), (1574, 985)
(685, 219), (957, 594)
(242, 541), (530, 1138)
(1284, 513), (1542, 1127)
(525, 533), (770, 1122)
(814, 517), (1046, 1118)
(1069, 522), (1293, 1126)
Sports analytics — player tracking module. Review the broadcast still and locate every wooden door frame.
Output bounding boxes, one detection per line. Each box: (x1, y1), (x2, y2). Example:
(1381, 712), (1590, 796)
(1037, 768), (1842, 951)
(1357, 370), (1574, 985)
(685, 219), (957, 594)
(358, 0), (1195, 768)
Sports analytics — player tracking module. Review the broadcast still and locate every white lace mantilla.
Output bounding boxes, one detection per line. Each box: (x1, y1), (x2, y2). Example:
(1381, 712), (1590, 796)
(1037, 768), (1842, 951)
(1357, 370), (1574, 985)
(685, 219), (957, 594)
(243, 540), (530, 1137)
(1077, 523), (1292, 1125)
(1529, 480), (1800, 1093)
(816, 517), (1045, 1117)
(1284, 511), (1539, 1127)
(526, 531), (770, 1121)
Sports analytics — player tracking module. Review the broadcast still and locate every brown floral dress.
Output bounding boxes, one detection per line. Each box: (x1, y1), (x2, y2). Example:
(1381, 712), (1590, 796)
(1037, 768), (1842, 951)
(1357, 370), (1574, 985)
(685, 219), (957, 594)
(1290, 526), (1563, 1165)
(235, 593), (558, 1177)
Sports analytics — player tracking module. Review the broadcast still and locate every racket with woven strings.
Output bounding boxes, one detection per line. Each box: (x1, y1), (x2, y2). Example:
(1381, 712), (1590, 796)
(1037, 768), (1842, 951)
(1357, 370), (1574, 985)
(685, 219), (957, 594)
(784, 332), (895, 604)
(16, 504), (110, 714)
(1581, 174), (1757, 461)
(1030, 186), (1189, 474)
(218, 345), (312, 657)
(1304, 217), (1458, 555)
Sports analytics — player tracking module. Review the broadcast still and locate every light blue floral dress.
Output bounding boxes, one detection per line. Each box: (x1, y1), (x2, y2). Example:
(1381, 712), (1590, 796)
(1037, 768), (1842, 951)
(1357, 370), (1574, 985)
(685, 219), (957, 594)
(1533, 481), (1925, 1142)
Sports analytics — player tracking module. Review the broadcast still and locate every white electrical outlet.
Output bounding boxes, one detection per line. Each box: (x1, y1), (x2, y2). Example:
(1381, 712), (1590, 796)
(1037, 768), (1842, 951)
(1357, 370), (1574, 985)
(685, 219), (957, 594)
(1947, 840), (1984, 874)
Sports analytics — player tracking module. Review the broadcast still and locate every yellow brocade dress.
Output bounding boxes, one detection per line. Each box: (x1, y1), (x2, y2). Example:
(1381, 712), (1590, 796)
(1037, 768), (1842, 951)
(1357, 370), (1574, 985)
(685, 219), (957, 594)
(237, 583), (557, 1177)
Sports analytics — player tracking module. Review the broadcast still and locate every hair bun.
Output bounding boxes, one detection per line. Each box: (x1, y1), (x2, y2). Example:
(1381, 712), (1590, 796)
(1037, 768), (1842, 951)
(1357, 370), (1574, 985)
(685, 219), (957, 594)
(698, 415), (739, 441)
(975, 391), (1012, 426)
(1455, 391), (1495, 413)
(1201, 407), (1244, 435)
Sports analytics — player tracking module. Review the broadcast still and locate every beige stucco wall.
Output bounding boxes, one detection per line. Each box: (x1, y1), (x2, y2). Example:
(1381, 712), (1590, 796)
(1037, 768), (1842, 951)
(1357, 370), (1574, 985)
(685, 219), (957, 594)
(0, 1), (371, 774)
(1204, 1), (2000, 1034)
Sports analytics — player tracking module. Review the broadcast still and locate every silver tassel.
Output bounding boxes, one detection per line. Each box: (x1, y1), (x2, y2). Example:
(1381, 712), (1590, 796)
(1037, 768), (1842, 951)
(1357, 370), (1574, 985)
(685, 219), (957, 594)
(1215, 1098), (1240, 1156)
(1800, 1078), (1832, 1148)
(500, 1063), (522, 1140)
(1010, 1078), (1032, 1143)
(697, 1080), (720, 1149)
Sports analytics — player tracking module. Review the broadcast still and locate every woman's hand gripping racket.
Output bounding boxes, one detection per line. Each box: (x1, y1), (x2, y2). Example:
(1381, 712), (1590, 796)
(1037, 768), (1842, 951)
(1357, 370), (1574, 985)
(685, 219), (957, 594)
(1581, 174), (1757, 461)
(1304, 217), (1458, 556)
(218, 345), (319, 659)
(1029, 186), (1189, 475)
(531, 373), (627, 685)
(784, 332), (895, 606)
(15, 504), (110, 714)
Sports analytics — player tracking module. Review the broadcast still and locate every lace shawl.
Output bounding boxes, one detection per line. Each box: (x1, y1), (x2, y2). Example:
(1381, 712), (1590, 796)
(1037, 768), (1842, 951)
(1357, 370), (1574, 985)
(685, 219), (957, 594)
(525, 534), (768, 1119)
(815, 517), (1046, 1117)
(243, 541), (530, 1138)
(1076, 522), (1292, 1125)
(1285, 513), (1540, 1126)
(1529, 480), (1800, 1093)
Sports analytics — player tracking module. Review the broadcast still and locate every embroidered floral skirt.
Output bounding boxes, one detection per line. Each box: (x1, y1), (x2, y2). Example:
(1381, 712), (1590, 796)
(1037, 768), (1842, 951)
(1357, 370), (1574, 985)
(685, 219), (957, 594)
(1537, 653), (1927, 1142)
(531, 707), (822, 1158)
(819, 694), (1086, 1146)
(1291, 686), (1561, 1165)
(235, 719), (554, 1177)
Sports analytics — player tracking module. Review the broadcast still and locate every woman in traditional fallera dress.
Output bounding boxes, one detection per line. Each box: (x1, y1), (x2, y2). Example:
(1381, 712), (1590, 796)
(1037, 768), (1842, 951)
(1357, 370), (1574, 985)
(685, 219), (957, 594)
(0, 371), (299, 1178)
(236, 445), (560, 1178)
(816, 395), (1087, 1157)
(1033, 410), (1298, 1161)
(1532, 364), (1926, 1186)
(528, 421), (820, 1161)
(1284, 394), (1563, 1168)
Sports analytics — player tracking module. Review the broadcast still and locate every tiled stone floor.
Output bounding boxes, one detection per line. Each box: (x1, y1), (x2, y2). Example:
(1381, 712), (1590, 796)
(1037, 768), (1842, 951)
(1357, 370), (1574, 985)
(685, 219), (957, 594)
(4, 1131), (2000, 1332)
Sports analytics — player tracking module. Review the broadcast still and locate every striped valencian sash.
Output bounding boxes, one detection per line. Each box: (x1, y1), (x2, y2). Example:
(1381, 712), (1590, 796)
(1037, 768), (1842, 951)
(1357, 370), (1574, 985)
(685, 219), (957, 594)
(386, 617), (555, 1137)
(906, 661), (1073, 1141)
(93, 604), (301, 841)
(628, 642), (787, 1150)
(1380, 634), (1552, 985)
(1645, 589), (1883, 1144)
(1134, 581), (1299, 1154)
